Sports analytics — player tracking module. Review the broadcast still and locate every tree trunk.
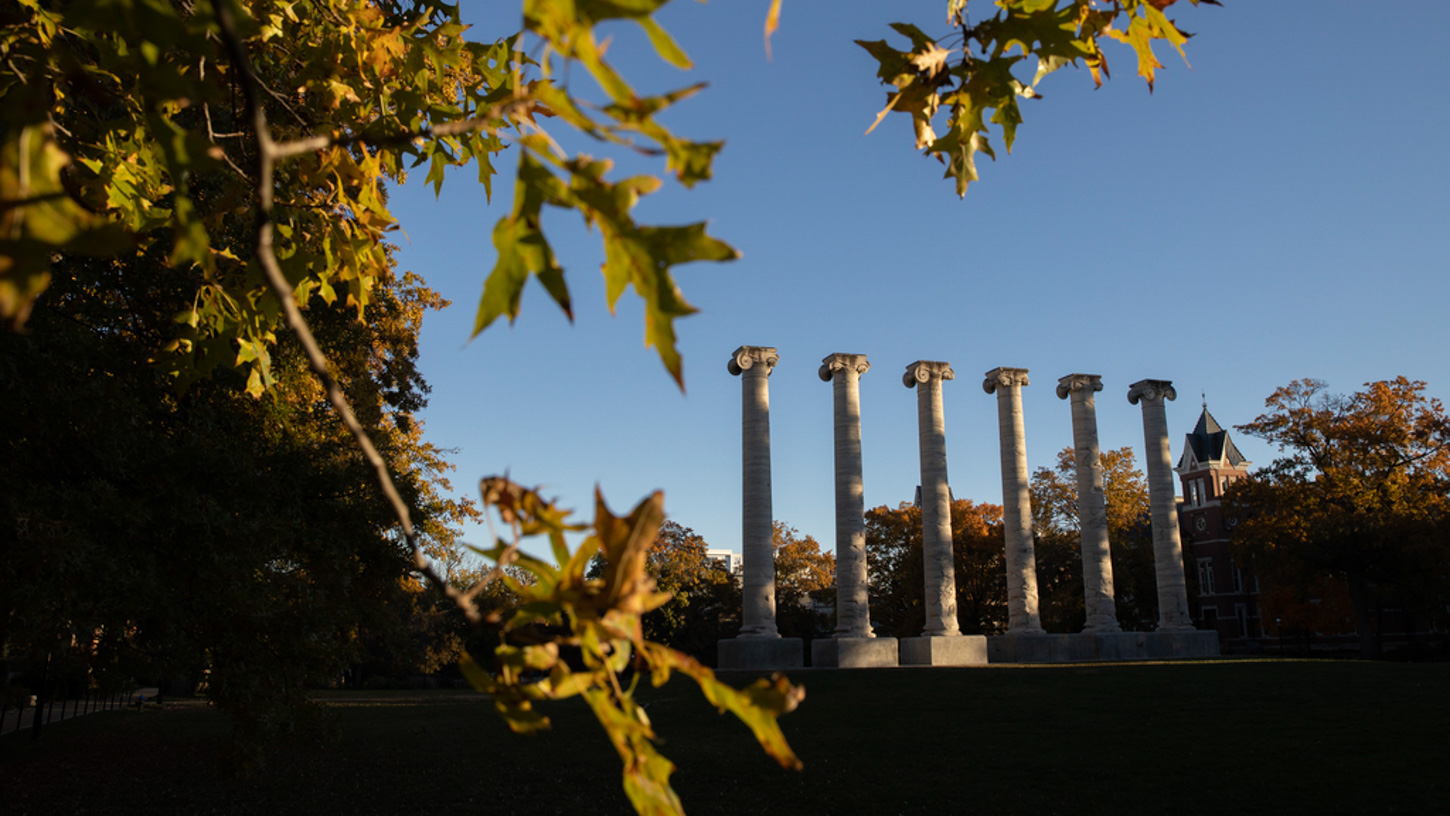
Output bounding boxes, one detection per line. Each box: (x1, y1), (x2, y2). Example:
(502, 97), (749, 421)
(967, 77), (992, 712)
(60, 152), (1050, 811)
(1346, 572), (1381, 659)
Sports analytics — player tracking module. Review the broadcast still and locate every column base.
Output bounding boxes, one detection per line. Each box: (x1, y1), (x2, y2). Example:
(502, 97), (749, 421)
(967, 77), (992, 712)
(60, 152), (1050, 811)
(812, 637), (899, 668)
(899, 635), (988, 666)
(1143, 629), (1220, 659)
(987, 631), (1220, 663)
(717, 637), (804, 670)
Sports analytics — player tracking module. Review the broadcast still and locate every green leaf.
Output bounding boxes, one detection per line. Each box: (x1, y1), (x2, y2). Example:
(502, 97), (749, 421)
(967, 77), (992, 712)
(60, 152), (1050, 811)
(643, 643), (804, 771)
(615, 223), (735, 387)
(457, 651), (498, 694)
(425, 150), (449, 197)
(887, 22), (936, 52)
(637, 16), (691, 69)
(583, 687), (684, 816)
(0, 124), (130, 329)
(474, 153), (573, 335)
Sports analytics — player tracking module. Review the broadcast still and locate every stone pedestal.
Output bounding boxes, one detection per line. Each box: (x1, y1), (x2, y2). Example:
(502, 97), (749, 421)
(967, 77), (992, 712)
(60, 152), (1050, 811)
(1056, 373), (1121, 634)
(1141, 629), (1220, 659)
(812, 637), (899, 668)
(987, 630), (1220, 663)
(1128, 379), (1196, 631)
(718, 638), (804, 671)
(984, 367), (1046, 634)
(900, 635), (988, 666)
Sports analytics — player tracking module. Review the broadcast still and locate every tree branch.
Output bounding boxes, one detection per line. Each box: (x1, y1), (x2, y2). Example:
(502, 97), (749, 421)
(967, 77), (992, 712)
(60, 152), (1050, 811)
(209, 0), (503, 626)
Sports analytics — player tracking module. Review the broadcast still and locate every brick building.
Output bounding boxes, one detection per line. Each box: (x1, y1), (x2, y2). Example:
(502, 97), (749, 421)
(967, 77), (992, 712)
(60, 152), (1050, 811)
(1174, 406), (1261, 649)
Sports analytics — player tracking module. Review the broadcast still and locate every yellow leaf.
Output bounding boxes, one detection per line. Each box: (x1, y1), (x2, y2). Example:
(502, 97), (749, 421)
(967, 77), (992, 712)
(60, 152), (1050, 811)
(764, 0), (782, 59)
(909, 44), (953, 79)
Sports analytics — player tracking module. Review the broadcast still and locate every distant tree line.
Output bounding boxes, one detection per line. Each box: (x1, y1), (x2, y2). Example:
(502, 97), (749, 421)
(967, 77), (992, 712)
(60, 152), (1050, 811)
(1227, 377), (1450, 659)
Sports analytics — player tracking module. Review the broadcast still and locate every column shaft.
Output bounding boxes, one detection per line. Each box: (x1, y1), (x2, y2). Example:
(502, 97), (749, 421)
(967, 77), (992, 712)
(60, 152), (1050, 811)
(1128, 380), (1195, 631)
(1057, 374), (1120, 633)
(984, 368), (1045, 634)
(731, 346), (779, 638)
(907, 361), (960, 637)
(822, 354), (873, 638)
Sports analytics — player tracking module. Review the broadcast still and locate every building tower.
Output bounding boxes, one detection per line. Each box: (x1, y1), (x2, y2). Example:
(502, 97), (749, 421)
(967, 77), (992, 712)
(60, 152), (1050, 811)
(1174, 405), (1256, 646)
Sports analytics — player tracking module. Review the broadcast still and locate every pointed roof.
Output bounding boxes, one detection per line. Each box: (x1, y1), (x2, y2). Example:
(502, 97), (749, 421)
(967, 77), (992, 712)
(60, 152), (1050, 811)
(1178, 407), (1249, 471)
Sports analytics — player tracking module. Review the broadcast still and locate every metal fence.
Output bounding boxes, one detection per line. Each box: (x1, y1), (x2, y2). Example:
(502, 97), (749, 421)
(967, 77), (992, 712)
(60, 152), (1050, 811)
(1, 688), (138, 740)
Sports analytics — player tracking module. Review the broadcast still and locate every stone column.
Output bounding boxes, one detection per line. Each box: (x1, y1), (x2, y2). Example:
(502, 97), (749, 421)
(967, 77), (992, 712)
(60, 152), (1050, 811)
(718, 347), (802, 670)
(904, 360), (961, 638)
(1055, 374), (1121, 634)
(983, 367), (1045, 635)
(1128, 379), (1195, 631)
(812, 356), (899, 668)
(820, 354), (874, 639)
(729, 345), (780, 638)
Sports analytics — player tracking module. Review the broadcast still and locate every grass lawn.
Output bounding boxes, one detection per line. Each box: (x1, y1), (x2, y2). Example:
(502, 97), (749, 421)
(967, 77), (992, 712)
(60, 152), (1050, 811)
(2, 660), (1446, 815)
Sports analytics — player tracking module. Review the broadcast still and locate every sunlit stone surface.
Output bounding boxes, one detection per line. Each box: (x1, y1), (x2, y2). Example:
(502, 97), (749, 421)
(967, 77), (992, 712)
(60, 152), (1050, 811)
(984, 367), (1046, 635)
(904, 360), (961, 639)
(820, 353), (875, 640)
(899, 361), (986, 665)
(814, 353), (897, 668)
(719, 346), (801, 670)
(1128, 379), (1196, 632)
(1056, 374), (1121, 634)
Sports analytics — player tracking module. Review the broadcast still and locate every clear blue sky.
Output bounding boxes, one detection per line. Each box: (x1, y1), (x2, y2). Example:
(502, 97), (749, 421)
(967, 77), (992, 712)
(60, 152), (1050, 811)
(387, 1), (1450, 560)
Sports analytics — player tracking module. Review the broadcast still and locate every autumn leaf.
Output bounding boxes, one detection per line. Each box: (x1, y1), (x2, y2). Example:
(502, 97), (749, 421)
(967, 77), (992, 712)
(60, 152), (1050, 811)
(910, 43), (954, 79)
(764, 0), (783, 58)
(1, 123), (130, 329)
(866, 0), (1214, 194)
(592, 489), (671, 615)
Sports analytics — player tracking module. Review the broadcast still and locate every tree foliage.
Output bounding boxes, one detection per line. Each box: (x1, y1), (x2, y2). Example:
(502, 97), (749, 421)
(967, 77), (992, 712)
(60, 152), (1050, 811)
(864, 500), (1006, 636)
(463, 485), (801, 815)
(771, 521), (835, 642)
(1029, 446), (1155, 631)
(0, 0), (734, 389)
(588, 519), (742, 662)
(0, 251), (471, 763)
(1, 0), (1226, 810)
(1227, 378), (1450, 657)
(858, 0), (1218, 195)
(2, 1), (802, 809)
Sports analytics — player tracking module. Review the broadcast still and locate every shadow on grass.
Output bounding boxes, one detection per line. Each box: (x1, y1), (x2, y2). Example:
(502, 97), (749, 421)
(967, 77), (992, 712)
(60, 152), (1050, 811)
(2, 661), (1446, 815)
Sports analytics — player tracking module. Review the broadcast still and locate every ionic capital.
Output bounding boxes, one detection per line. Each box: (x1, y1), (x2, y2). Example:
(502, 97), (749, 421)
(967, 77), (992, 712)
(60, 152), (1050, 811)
(903, 360), (954, 389)
(728, 345), (779, 376)
(1055, 373), (1103, 400)
(983, 366), (1030, 395)
(1127, 379), (1177, 405)
(819, 353), (870, 382)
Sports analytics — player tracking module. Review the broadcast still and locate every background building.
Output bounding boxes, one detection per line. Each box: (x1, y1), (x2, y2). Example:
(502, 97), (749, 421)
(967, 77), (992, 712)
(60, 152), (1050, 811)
(705, 549), (742, 575)
(1175, 406), (1261, 651)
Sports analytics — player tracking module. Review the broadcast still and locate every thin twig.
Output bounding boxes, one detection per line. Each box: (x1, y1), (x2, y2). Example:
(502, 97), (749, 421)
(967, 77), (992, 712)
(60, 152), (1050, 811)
(267, 112), (516, 161)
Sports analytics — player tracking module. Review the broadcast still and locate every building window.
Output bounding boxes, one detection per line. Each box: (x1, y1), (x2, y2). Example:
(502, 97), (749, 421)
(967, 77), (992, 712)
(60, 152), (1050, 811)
(1187, 480), (1201, 507)
(1232, 567), (1244, 594)
(1197, 557), (1216, 595)
(1235, 604), (1249, 638)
